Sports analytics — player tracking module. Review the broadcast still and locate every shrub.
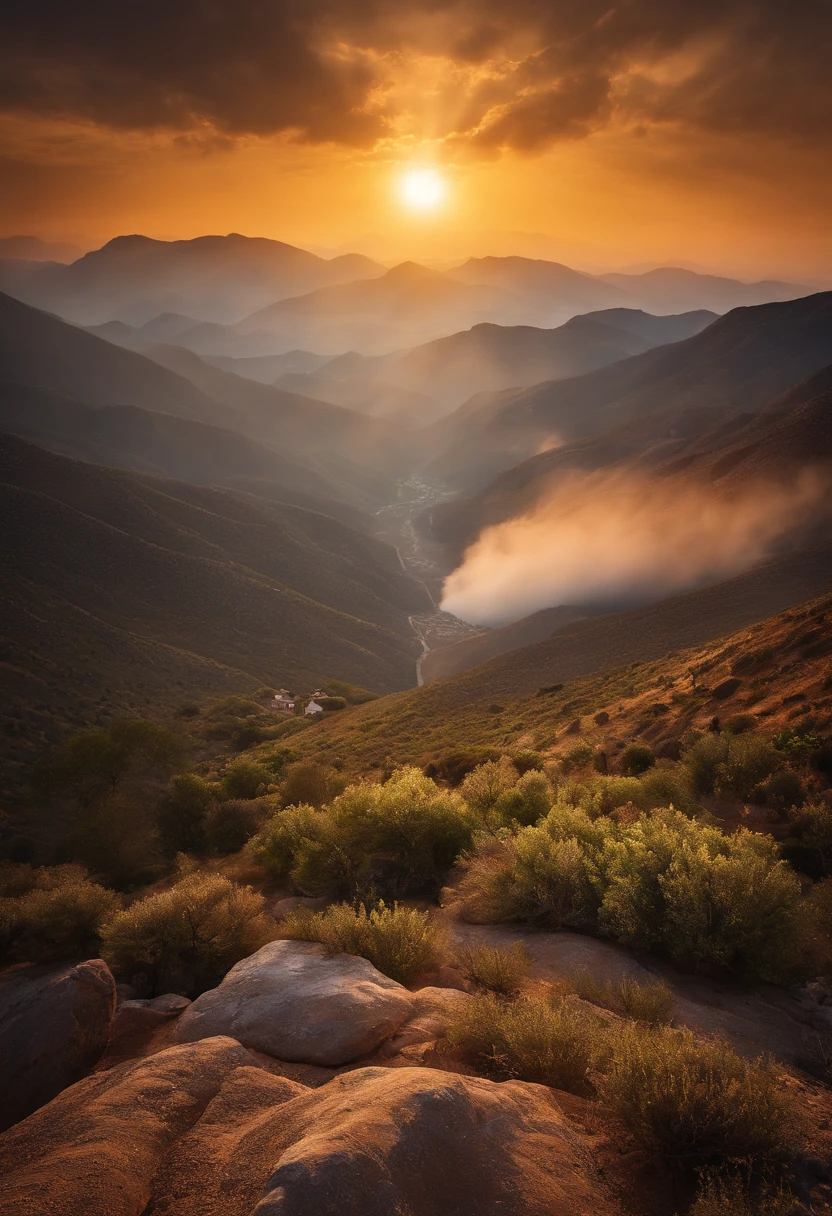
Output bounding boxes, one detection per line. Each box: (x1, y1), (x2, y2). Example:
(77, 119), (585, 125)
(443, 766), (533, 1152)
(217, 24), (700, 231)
(279, 900), (444, 985)
(101, 872), (275, 996)
(252, 768), (473, 898)
(460, 758), (519, 817)
(445, 993), (603, 1094)
(457, 941), (529, 994)
(157, 774), (214, 856)
(219, 761), (272, 800)
(617, 974), (674, 1025)
(621, 744), (655, 776)
(762, 770), (806, 811)
(559, 742), (594, 774)
(279, 761), (347, 809)
(685, 733), (729, 797)
(424, 750), (501, 787)
(690, 1169), (799, 1216)
(714, 736), (781, 800)
(602, 1025), (796, 1163)
(0, 865), (119, 963)
(787, 801), (832, 874)
(723, 714), (757, 735)
(491, 769), (553, 827)
(316, 696), (347, 711)
(33, 719), (183, 808)
(512, 750), (545, 775)
(204, 797), (270, 854)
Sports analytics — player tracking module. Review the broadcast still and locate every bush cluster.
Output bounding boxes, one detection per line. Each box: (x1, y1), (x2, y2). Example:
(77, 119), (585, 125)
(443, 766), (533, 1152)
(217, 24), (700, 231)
(251, 766), (474, 897)
(0, 863), (119, 963)
(458, 804), (805, 982)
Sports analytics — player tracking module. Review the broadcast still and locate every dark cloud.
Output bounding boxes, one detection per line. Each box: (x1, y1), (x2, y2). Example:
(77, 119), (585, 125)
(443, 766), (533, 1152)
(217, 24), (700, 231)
(0, 0), (829, 153)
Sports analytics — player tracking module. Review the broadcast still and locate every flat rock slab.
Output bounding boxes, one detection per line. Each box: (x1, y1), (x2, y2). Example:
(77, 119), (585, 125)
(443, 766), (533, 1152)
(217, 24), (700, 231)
(176, 940), (414, 1066)
(0, 958), (116, 1131)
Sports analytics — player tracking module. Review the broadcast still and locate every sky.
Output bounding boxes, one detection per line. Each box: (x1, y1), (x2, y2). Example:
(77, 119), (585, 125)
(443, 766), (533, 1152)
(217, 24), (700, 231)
(2, 0), (830, 280)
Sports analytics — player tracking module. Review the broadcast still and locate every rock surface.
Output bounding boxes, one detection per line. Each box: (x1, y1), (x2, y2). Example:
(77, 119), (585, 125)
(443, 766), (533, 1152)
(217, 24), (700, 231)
(0, 1037), (254, 1216)
(0, 958), (116, 1131)
(175, 940), (414, 1066)
(149, 1064), (622, 1216)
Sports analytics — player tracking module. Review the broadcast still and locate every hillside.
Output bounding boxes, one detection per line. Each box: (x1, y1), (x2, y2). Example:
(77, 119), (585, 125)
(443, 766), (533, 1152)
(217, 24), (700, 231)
(0, 381), (374, 523)
(376, 309), (715, 413)
(424, 362), (832, 560)
(0, 234), (386, 325)
(447, 256), (632, 320)
(280, 545), (832, 772)
(425, 290), (832, 490)
(0, 293), (407, 500)
(600, 266), (812, 313)
(0, 436), (429, 790)
(237, 261), (529, 355)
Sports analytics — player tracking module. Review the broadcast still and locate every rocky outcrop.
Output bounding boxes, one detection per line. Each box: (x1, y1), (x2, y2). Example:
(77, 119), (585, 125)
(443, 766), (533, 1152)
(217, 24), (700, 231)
(0, 1044), (623, 1216)
(0, 958), (117, 1131)
(0, 1036), (255, 1216)
(175, 940), (414, 1066)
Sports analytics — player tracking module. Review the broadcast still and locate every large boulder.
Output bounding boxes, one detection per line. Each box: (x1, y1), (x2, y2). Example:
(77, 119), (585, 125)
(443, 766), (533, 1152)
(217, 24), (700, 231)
(0, 958), (117, 1131)
(0, 1036), (255, 1216)
(175, 940), (414, 1066)
(148, 1065), (622, 1216)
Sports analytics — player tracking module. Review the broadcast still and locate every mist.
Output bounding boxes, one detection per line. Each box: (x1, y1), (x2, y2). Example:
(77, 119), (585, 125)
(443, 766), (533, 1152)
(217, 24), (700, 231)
(440, 467), (830, 626)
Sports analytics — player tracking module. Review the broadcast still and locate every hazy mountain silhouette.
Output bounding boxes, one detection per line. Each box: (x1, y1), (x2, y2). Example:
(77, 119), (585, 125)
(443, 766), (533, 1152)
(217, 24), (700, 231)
(0, 236), (84, 262)
(599, 267), (813, 314)
(237, 261), (529, 355)
(0, 234), (386, 325)
(376, 309), (715, 413)
(425, 291), (832, 489)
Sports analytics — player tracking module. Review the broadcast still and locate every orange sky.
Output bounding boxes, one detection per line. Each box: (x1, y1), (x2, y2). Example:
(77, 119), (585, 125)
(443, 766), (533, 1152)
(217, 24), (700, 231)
(2, 1), (830, 280)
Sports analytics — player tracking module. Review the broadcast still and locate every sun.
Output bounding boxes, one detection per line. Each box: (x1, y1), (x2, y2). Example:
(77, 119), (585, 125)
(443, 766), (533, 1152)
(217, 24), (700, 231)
(399, 167), (446, 210)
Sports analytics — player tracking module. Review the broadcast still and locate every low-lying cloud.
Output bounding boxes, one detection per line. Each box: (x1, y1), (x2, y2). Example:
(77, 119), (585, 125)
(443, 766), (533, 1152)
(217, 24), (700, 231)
(441, 467), (829, 625)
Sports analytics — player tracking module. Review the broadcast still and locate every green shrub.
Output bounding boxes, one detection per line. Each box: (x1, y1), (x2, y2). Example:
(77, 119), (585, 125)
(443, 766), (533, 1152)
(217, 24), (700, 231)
(279, 900), (444, 985)
(787, 801), (832, 874)
(457, 941), (529, 994)
(685, 733), (730, 797)
(460, 758), (520, 817)
(101, 872), (274, 996)
(559, 742), (594, 774)
(512, 750), (545, 774)
(602, 1025), (796, 1163)
(445, 993), (603, 1094)
(621, 744), (655, 776)
(491, 769), (553, 827)
(204, 797), (270, 854)
(762, 770), (805, 811)
(252, 768), (473, 898)
(279, 760), (347, 809)
(157, 774), (214, 856)
(219, 760), (272, 800)
(424, 749), (502, 787)
(723, 714), (758, 735)
(33, 719), (183, 808)
(714, 736), (781, 800)
(0, 865), (119, 963)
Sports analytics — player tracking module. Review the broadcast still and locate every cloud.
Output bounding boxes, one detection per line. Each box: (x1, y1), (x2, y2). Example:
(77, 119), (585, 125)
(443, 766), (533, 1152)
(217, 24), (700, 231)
(440, 466), (829, 625)
(0, 0), (829, 155)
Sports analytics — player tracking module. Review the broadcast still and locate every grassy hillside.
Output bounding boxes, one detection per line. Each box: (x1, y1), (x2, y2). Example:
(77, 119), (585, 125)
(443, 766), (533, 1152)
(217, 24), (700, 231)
(279, 548), (832, 773)
(0, 436), (429, 792)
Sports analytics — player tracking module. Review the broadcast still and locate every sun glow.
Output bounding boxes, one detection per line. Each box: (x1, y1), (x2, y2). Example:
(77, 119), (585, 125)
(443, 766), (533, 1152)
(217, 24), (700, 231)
(399, 167), (446, 210)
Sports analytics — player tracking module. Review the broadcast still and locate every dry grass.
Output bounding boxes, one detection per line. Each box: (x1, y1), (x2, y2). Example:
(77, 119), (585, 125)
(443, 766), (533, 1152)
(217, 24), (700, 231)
(457, 941), (530, 995)
(601, 1024), (798, 1163)
(445, 992), (604, 1095)
(278, 900), (446, 986)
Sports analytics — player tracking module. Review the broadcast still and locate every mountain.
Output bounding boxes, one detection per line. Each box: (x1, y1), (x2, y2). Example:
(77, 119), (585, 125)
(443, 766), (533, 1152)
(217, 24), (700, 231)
(277, 544), (832, 772)
(425, 355), (832, 562)
(448, 256), (631, 323)
(424, 291), (832, 490)
(0, 236), (84, 262)
(599, 267), (813, 314)
(0, 435), (430, 787)
(0, 234), (387, 325)
(237, 261), (529, 355)
(0, 293), (408, 496)
(376, 309), (715, 414)
(204, 351), (331, 382)
(272, 371), (437, 425)
(0, 382), (373, 524)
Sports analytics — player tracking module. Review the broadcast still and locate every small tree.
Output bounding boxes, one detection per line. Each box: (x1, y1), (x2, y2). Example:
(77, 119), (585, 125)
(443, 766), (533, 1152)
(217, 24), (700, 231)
(157, 774), (214, 856)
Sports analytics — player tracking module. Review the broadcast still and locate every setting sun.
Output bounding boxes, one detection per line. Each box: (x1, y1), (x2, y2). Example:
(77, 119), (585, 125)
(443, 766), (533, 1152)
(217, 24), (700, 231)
(399, 167), (446, 210)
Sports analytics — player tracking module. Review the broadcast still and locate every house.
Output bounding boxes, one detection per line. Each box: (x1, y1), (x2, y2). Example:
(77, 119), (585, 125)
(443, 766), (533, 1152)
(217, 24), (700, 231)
(271, 689), (296, 713)
(305, 699), (325, 716)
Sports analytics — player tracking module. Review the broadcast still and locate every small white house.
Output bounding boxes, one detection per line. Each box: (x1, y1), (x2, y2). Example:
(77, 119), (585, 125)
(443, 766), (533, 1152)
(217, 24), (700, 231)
(271, 689), (296, 713)
(305, 699), (325, 716)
